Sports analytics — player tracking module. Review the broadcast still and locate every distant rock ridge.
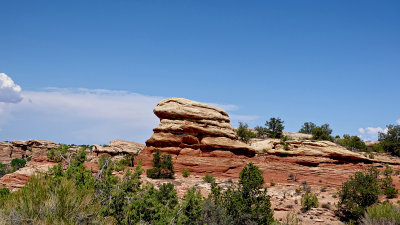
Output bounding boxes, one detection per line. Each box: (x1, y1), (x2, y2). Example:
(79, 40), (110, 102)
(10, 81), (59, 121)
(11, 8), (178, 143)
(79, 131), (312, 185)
(93, 139), (144, 156)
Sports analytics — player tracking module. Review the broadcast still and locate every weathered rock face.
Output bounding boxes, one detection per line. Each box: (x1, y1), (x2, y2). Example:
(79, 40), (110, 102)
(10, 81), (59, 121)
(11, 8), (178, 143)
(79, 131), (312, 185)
(0, 140), (57, 164)
(93, 139), (144, 156)
(142, 98), (255, 157)
(135, 98), (255, 177)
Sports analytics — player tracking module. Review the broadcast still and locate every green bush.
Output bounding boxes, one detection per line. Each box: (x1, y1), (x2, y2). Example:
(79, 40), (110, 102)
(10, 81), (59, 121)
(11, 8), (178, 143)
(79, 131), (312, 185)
(146, 150), (174, 179)
(299, 122), (317, 134)
(284, 143), (290, 151)
(0, 163), (6, 178)
(0, 175), (103, 224)
(182, 168), (191, 178)
(10, 158), (26, 171)
(200, 199), (233, 225)
(210, 162), (275, 225)
(301, 191), (319, 212)
(254, 125), (269, 138)
(383, 186), (398, 199)
(203, 173), (215, 183)
(0, 187), (10, 207)
(379, 124), (400, 156)
(336, 167), (380, 222)
(265, 117), (284, 138)
(381, 165), (398, 199)
(361, 202), (400, 225)
(280, 135), (289, 143)
(176, 187), (204, 224)
(311, 124), (333, 141)
(236, 122), (256, 143)
(46, 144), (68, 162)
(336, 134), (368, 152)
(114, 154), (134, 171)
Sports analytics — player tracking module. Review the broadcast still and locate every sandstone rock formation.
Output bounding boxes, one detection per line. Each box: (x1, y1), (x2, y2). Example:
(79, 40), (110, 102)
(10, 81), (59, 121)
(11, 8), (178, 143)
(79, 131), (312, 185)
(135, 98), (256, 177)
(142, 98), (255, 157)
(93, 139), (144, 156)
(0, 140), (58, 164)
(0, 157), (57, 191)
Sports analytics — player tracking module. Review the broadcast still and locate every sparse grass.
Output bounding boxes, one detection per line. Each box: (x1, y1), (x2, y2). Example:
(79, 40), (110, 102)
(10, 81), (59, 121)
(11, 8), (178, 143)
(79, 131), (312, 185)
(361, 202), (400, 225)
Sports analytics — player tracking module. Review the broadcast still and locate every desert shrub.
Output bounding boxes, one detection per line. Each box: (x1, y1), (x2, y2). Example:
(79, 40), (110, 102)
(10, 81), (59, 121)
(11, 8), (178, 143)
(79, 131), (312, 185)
(336, 167), (380, 222)
(46, 144), (68, 162)
(200, 198), (233, 225)
(383, 186), (398, 199)
(336, 134), (368, 152)
(265, 117), (284, 138)
(254, 125), (269, 138)
(0, 187), (10, 207)
(299, 122), (317, 134)
(0, 175), (103, 224)
(372, 143), (385, 152)
(284, 143), (290, 150)
(174, 187), (203, 224)
(10, 158), (26, 171)
(123, 182), (178, 224)
(210, 162), (275, 225)
(379, 124), (400, 156)
(369, 153), (374, 159)
(203, 173), (216, 183)
(361, 202), (400, 225)
(301, 191), (319, 212)
(115, 154), (134, 171)
(280, 135), (290, 143)
(236, 122), (257, 143)
(182, 168), (191, 178)
(381, 165), (398, 199)
(0, 163), (6, 178)
(311, 124), (333, 141)
(281, 212), (301, 225)
(146, 150), (174, 179)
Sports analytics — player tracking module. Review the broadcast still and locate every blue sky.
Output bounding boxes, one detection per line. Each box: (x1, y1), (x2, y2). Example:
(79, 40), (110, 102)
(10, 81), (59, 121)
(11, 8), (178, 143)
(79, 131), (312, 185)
(0, 1), (399, 144)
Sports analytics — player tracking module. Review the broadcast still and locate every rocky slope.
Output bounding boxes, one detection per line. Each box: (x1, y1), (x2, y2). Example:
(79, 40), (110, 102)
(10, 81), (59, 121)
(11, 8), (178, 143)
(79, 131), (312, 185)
(0, 98), (399, 224)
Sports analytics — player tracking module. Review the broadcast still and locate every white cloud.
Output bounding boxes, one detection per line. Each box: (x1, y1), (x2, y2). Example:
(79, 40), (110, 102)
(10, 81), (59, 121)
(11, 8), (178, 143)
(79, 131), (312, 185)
(230, 114), (259, 122)
(0, 88), (256, 144)
(358, 126), (388, 141)
(397, 119), (400, 125)
(0, 88), (163, 144)
(0, 73), (23, 103)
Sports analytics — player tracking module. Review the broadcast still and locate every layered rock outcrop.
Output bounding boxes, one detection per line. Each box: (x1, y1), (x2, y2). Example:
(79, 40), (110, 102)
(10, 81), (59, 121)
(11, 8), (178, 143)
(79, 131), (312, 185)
(93, 139), (144, 156)
(143, 98), (255, 157)
(136, 98), (255, 177)
(0, 140), (57, 164)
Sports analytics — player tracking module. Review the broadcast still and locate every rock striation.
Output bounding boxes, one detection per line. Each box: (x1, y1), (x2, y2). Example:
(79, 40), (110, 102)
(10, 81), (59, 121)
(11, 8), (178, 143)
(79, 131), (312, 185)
(135, 98), (255, 177)
(93, 139), (144, 156)
(142, 98), (255, 157)
(0, 140), (57, 164)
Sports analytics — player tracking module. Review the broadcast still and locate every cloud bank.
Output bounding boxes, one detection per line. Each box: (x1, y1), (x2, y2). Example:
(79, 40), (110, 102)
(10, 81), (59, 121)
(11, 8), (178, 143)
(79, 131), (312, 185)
(0, 73), (23, 103)
(0, 88), (163, 144)
(358, 127), (388, 141)
(0, 86), (256, 144)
